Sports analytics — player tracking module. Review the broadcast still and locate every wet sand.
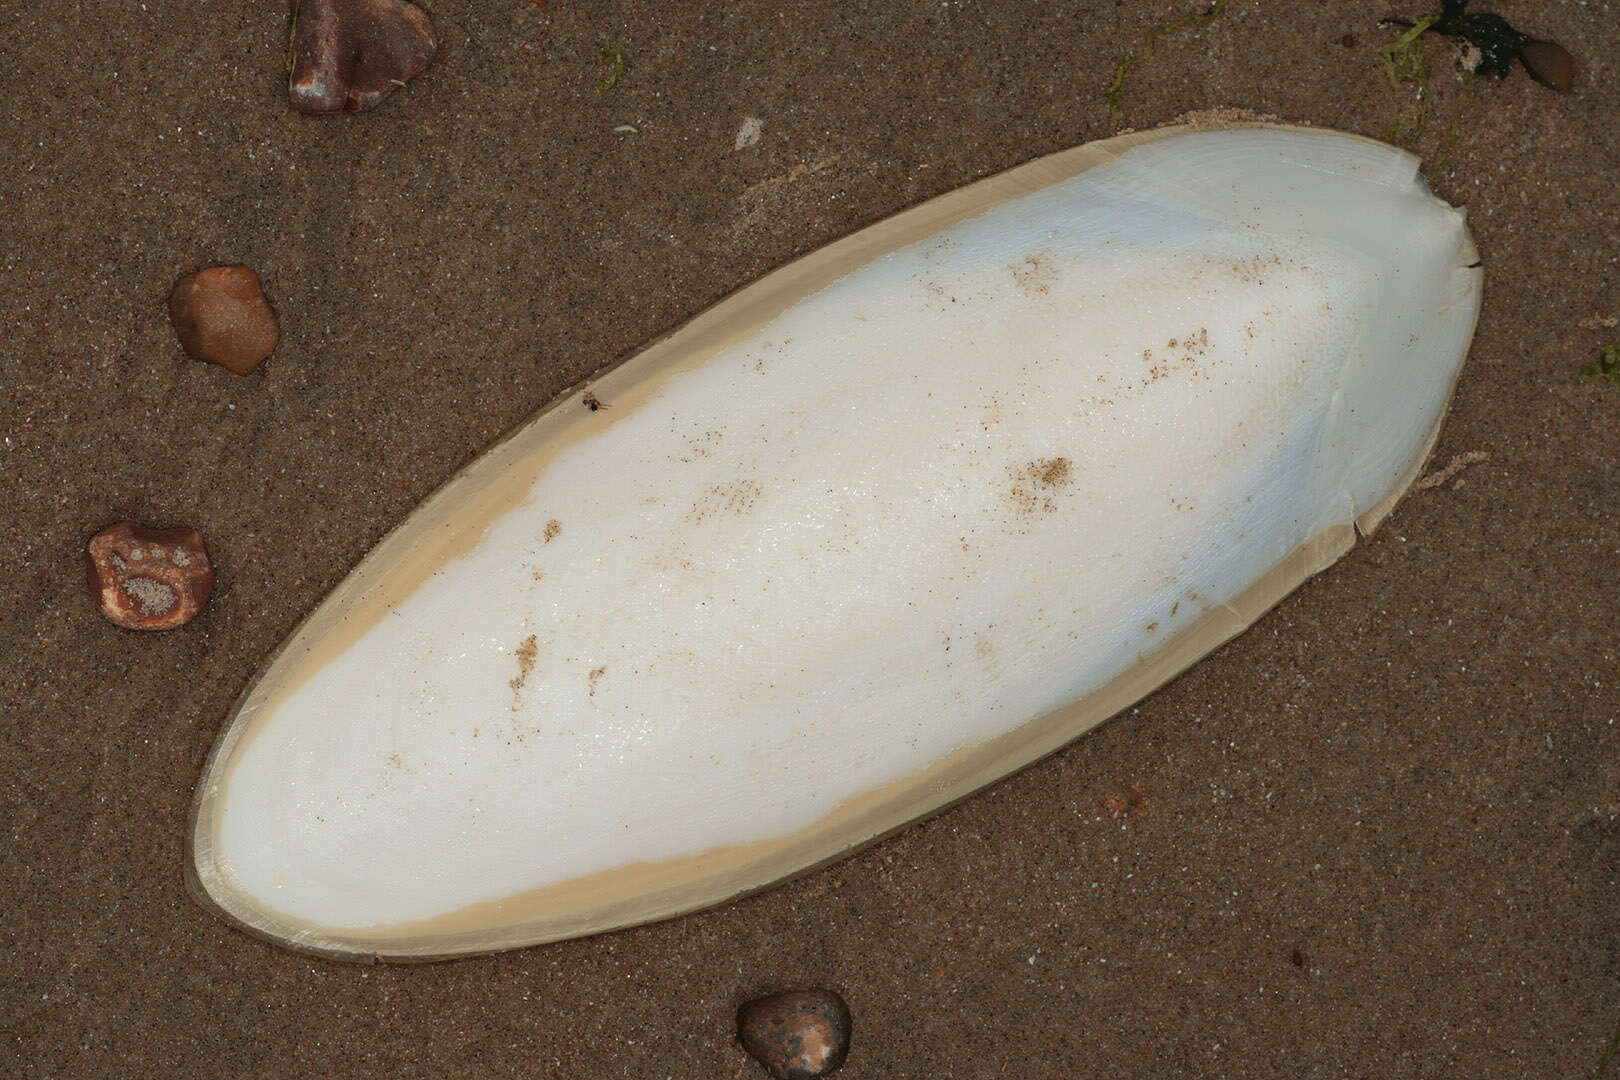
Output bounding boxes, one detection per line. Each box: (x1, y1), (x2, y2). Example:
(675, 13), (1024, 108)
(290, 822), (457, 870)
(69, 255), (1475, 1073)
(2, 1), (1617, 1076)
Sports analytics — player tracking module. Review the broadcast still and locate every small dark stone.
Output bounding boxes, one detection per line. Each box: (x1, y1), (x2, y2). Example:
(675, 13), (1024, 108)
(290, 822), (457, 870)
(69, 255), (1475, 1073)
(737, 989), (851, 1080)
(1518, 39), (1574, 91)
(288, 0), (437, 115)
(1291, 946), (1307, 967)
(1340, 33), (1357, 48)
(168, 266), (279, 374)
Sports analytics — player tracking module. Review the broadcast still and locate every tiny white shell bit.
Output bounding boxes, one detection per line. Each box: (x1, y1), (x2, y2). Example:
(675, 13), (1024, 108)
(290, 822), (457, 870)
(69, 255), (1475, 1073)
(189, 124), (1482, 959)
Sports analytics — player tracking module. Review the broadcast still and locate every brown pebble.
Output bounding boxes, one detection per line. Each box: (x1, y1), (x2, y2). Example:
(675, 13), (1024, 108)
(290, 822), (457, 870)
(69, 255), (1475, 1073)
(1519, 39), (1574, 92)
(1339, 33), (1356, 49)
(86, 523), (214, 631)
(737, 989), (851, 1080)
(289, 0), (437, 114)
(168, 266), (279, 374)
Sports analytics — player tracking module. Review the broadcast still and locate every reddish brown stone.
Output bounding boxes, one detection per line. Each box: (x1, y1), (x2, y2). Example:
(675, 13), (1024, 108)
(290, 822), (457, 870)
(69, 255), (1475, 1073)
(736, 990), (851, 1080)
(86, 523), (214, 631)
(168, 267), (279, 374)
(288, 0), (437, 115)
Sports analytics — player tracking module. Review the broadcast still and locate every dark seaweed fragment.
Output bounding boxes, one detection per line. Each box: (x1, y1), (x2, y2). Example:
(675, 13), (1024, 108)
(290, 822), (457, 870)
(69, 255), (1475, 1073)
(1381, 0), (1573, 90)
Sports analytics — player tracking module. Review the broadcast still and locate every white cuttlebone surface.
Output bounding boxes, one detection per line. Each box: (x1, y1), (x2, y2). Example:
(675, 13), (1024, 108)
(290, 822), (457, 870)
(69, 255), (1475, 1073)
(210, 130), (1479, 932)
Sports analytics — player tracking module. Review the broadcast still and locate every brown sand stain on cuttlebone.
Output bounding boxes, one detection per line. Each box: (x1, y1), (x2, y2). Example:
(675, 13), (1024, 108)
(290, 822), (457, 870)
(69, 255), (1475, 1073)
(688, 477), (765, 524)
(1002, 455), (1075, 516)
(1142, 327), (1212, 385)
(509, 634), (539, 708)
(1010, 249), (1059, 296)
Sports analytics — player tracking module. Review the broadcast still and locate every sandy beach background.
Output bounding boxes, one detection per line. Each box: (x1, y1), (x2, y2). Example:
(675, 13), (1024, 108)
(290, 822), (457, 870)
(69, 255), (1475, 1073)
(2, 0), (1617, 1075)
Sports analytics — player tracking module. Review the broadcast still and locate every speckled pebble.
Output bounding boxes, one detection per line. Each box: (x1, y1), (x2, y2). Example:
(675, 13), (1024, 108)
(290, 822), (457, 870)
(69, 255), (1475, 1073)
(85, 522), (214, 630)
(737, 989), (851, 1080)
